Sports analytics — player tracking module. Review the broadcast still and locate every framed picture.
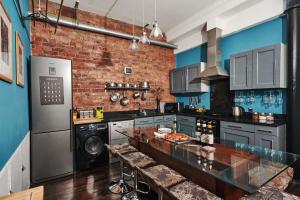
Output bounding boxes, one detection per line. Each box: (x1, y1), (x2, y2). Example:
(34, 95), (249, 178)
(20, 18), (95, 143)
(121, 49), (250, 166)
(0, 1), (12, 83)
(16, 32), (24, 87)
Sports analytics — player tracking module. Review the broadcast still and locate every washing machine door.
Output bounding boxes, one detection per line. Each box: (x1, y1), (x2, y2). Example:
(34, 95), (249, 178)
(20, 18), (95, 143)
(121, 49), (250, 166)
(83, 135), (104, 159)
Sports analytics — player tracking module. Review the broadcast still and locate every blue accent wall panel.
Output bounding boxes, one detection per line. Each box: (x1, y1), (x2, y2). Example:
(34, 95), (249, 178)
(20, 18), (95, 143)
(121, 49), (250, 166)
(0, 0), (30, 170)
(176, 17), (287, 114)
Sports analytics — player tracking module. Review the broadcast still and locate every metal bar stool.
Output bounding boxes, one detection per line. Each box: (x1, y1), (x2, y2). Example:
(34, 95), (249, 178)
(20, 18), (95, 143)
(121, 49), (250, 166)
(118, 151), (156, 200)
(169, 181), (222, 200)
(139, 164), (186, 200)
(105, 143), (137, 194)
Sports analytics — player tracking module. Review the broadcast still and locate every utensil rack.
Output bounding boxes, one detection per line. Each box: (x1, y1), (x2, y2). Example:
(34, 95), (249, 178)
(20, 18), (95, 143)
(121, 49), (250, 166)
(105, 86), (150, 90)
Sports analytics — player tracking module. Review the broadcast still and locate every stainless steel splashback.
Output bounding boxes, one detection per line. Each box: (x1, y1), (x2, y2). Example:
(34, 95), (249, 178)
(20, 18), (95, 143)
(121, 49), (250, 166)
(30, 56), (72, 133)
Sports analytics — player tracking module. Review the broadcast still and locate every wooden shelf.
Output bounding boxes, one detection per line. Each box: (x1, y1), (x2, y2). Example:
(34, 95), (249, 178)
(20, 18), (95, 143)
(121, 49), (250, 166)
(105, 86), (150, 91)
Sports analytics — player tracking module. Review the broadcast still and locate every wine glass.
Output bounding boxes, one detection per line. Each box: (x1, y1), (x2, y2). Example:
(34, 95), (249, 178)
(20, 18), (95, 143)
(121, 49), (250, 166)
(250, 91), (256, 103)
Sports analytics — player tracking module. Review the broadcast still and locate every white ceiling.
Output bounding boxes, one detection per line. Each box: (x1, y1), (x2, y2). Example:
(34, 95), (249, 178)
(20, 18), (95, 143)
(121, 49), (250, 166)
(50, 0), (218, 32)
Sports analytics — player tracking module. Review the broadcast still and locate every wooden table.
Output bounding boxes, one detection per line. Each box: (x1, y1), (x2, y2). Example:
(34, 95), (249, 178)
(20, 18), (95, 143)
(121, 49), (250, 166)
(0, 186), (44, 200)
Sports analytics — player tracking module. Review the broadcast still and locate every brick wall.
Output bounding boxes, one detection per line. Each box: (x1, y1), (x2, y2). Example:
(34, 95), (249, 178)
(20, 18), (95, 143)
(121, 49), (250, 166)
(31, 1), (175, 111)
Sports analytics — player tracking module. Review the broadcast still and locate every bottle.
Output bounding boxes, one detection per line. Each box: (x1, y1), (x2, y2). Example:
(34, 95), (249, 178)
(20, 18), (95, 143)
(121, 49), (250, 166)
(72, 107), (78, 120)
(207, 129), (214, 147)
(173, 116), (177, 133)
(201, 121), (207, 146)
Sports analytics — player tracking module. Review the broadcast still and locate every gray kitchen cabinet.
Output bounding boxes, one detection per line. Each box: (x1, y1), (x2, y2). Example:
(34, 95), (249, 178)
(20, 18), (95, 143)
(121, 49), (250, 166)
(177, 115), (196, 137)
(254, 133), (279, 150)
(153, 116), (164, 126)
(230, 51), (252, 90)
(230, 43), (286, 90)
(170, 63), (208, 94)
(253, 44), (286, 89)
(254, 124), (286, 150)
(170, 68), (186, 93)
(220, 128), (255, 145)
(220, 121), (286, 151)
(135, 117), (154, 128)
(185, 64), (209, 93)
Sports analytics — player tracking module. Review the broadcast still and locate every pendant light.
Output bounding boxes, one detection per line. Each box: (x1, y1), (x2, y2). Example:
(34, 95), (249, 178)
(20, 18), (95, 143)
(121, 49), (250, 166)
(139, 0), (150, 44)
(150, 0), (163, 39)
(129, 15), (138, 50)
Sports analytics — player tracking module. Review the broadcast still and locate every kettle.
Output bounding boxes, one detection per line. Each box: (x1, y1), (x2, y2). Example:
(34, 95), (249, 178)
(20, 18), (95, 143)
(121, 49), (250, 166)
(232, 106), (244, 117)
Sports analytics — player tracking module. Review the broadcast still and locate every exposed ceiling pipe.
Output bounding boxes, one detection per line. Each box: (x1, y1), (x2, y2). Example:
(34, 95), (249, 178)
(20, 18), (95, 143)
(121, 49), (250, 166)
(28, 12), (177, 49)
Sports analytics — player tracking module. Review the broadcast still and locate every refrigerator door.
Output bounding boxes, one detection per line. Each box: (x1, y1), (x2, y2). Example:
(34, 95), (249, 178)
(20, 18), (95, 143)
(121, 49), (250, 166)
(31, 130), (73, 183)
(30, 56), (72, 133)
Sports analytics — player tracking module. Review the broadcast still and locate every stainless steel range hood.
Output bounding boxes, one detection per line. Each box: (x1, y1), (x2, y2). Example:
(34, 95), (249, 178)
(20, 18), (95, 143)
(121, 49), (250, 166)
(191, 28), (229, 82)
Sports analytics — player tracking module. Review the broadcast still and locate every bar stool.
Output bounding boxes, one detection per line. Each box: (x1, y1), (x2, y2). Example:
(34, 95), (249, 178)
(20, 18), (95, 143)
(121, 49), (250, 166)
(105, 143), (137, 194)
(118, 151), (156, 200)
(266, 167), (294, 191)
(169, 181), (222, 200)
(139, 164), (186, 200)
(240, 185), (300, 200)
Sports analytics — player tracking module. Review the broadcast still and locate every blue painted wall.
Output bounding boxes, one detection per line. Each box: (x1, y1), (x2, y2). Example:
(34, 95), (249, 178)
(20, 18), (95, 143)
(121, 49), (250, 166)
(0, 0), (30, 170)
(176, 17), (287, 114)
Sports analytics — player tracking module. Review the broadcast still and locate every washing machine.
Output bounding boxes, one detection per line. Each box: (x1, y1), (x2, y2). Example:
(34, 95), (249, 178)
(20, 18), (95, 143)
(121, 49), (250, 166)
(75, 122), (109, 171)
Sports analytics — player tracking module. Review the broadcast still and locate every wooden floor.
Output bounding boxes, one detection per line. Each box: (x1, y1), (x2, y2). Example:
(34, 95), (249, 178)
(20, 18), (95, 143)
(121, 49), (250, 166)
(34, 163), (157, 200)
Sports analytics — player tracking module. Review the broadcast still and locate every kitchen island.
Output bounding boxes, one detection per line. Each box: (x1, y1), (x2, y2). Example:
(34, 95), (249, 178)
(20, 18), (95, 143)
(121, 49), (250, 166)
(116, 126), (300, 199)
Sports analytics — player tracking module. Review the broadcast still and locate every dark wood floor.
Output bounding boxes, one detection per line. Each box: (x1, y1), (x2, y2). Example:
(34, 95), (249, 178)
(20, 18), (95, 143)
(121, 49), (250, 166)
(34, 163), (157, 200)
(33, 163), (300, 200)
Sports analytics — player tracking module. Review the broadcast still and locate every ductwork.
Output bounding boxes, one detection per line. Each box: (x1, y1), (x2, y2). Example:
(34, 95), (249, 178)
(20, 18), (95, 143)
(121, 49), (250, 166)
(28, 12), (177, 49)
(191, 28), (229, 82)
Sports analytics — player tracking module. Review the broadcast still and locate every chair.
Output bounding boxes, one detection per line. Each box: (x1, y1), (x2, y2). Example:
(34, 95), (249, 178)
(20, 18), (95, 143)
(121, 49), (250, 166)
(118, 151), (156, 200)
(105, 143), (137, 194)
(169, 181), (222, 200)
(240, 185), (300, 200)
(139, 164), (186, 200)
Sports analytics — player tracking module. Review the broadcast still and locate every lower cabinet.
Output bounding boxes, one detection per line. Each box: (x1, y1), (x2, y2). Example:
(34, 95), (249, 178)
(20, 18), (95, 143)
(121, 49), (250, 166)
(220, 128), (254, 145)
(178, 123), (195, 137)
(254, 133), (279, 150)
(220, 121), (286, 150)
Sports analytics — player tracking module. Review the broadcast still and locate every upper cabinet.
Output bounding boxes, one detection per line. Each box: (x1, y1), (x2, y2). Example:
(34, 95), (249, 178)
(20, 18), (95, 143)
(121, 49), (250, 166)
(230, 44), (286, 90)
(230, 51), (253, 90)
(170, 68), (186, 93)
(170, 63), (209, 94)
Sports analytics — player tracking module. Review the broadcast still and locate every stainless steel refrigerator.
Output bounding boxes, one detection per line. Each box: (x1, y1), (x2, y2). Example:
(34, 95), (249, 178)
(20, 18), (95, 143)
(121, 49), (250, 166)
(30, 56), (73, 183)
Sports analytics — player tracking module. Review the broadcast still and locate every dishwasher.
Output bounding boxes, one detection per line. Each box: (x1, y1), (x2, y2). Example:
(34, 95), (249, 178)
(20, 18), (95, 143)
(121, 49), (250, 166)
(108, 120), (134, 163)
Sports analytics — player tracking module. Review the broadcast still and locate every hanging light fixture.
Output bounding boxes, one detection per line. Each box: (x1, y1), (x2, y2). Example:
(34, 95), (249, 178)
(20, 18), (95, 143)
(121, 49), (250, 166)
(139, 0), (150, 44)
(129, 15), (138, 50)
(150, 0), (163, 39)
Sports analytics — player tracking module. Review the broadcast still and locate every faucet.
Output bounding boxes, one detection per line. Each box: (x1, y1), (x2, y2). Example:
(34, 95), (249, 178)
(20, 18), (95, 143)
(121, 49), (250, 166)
(136, 102), (146, 116)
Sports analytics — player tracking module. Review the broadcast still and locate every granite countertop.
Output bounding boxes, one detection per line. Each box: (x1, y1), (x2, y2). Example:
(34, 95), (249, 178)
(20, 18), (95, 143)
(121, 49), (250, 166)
(73, 110), (286, 127)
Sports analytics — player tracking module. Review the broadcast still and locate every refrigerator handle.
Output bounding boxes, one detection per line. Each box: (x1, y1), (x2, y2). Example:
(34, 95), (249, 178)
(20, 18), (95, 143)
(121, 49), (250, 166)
(70, 109), (73, 152)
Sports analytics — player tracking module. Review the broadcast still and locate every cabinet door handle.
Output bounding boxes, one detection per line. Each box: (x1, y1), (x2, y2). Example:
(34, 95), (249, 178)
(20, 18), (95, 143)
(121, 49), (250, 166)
(228, 125), (242, 129)
(257, 129), (273, 133)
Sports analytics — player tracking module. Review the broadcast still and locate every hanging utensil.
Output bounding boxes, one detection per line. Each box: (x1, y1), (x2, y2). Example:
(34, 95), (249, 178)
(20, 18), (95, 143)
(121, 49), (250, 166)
(141, 90), (148, 101)
(120, 91), (129, 106)
(133, 91), (141, 99)
(110, 92), (120, 103)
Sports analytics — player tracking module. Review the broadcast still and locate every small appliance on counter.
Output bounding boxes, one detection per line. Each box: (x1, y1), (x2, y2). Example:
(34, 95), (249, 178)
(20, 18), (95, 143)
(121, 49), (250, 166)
(164, 102), (184, 113)
(232, 106), (245, 117)
(95, 107), (104, 119)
